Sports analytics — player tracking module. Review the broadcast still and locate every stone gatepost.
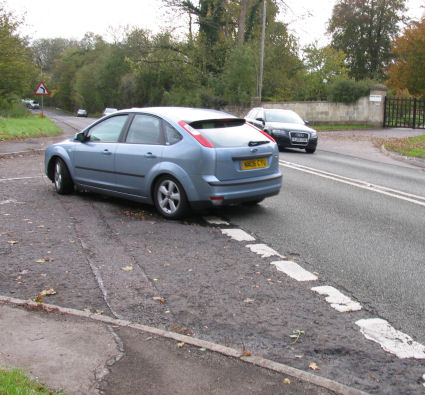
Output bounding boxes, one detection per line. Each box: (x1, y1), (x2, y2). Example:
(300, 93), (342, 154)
(368, 84), (388, 127)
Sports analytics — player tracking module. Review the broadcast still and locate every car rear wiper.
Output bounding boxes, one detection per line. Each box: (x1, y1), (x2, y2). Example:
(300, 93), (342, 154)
(248, 140), (270, 146)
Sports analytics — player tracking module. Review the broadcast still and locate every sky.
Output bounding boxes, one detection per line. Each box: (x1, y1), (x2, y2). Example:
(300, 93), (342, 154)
(7, 0), (425, 48)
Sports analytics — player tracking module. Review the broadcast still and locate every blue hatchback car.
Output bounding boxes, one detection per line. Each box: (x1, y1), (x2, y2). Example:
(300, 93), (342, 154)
(45, 107), (282, 219)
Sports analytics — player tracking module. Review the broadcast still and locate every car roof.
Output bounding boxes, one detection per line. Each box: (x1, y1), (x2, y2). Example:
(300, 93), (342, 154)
(121, 107), (237, 123)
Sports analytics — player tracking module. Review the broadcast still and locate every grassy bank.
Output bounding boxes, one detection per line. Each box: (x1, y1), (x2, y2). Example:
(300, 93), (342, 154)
(0, 116), (62, 140)
(0, 366), (63, 394)
(382, 134), (425, 159)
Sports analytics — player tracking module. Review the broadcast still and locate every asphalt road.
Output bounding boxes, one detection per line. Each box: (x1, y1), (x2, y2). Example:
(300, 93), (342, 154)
(1, 111), (425, 393)
(220, 138), (425, 346)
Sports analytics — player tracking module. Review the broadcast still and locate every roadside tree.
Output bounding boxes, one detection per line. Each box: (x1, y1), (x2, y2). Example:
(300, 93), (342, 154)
(299, 43), (348, 100)
(328, 0), (406, 81)
(386, 16), (425, 97)
(0, 5), (36, 103)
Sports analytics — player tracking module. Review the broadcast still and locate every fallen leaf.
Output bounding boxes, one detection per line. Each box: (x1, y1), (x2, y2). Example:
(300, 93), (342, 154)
(121, 266), (134, 271)
(177, 342), (185, 348)
(83, 308), (91, 313)
(95, 310), (104, 315)
(289, 329), (305, 344)
(244, 298), (255, 303)
(40, 288), (56, 296)
(7, 240), (18, 245)
(35, 259), (46, 263)
(34, 295), (43, 303)
(152, 296), (166, 304)
(283, 378), (291, 384)
(309, 362), (320, 371)
(243, 352), (252, 357)
(144, 337), (153, 341)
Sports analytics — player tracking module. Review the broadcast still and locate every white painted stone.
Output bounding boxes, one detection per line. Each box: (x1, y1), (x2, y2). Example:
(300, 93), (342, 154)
(356, 318), (425, 359)
(270, 261), (317, 281)
(311, 285), (362, 312)
(220, 228), (255, 242)
(246, 244), (285, 259)
(204, 216), (230, 226)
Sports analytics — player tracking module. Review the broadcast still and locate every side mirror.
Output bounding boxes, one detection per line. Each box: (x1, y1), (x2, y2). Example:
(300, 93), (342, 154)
(304, 120), (310, 125)
(256, 117), (265, 125)
(75, 131), (87, 142)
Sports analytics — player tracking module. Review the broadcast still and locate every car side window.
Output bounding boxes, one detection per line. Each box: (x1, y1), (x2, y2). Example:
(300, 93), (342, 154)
(126, 114), (162, 145)
(88, 115), (128, 142)
(164, 122), (182, 145)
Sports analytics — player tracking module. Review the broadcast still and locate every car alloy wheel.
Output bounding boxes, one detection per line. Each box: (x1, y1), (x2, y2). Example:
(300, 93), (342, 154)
(154, 176), (188, 219)
(54, 158), (73, 194)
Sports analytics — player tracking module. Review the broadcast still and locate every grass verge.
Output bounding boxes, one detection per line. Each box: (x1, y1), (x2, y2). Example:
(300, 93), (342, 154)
(0, 116), (62, 140)
(0, 366), (63, 394)
(381, 134), (425, 159)
(315, 125), (373, 131)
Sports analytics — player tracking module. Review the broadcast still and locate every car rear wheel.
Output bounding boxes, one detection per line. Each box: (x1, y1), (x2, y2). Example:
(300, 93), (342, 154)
(154, 176), (189, 219)
(54, 158), (74, 194)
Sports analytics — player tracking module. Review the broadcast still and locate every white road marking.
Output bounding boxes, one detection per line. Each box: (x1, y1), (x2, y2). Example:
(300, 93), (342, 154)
(356, 318), (425, 359)
(279, 160), (425, 207)
(220, 228), (255, 242)
(0, 176), (41, 182)
(0, 199), (23, 205)
(270, 260), (318, 281)
(312, 285), (362, 312)
(204, 216), (230, 226)
(246, 243), (285, 259)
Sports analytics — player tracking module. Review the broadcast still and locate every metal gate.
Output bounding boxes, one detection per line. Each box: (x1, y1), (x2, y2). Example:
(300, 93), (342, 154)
(384, 97), (425, 129)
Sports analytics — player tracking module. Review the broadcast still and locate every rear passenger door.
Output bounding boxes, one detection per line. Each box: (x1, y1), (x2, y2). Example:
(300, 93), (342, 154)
(114, 114), (164, 198)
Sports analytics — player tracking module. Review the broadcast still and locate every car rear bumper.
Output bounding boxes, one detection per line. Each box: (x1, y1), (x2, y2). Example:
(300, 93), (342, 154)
(190, 172), (282, 209)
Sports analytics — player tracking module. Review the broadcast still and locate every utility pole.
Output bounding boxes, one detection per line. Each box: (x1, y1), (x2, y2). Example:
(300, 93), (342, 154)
(258, 0), (267, 101)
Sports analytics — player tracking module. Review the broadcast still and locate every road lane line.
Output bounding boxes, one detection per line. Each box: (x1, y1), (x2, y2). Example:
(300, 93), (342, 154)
(312, 286), (362, 312)
(246, 244), (285, 259)
(270, 260), (318, 281)
(279, 160), (425, 207)
(0, 176), (42, 182)
(204, 216), (230, 226)
(221, 228), (256, 242)
(356, 318), (425, 359)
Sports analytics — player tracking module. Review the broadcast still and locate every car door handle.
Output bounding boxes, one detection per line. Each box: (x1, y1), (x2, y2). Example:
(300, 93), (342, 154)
(144, 152), (157, 158)
(102, 149), (112, 155)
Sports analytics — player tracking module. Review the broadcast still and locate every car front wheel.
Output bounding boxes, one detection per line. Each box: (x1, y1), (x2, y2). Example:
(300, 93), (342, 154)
(306, 147), (316, 154)
(54, 158), (74, 194)
(154, 176), (189, 219)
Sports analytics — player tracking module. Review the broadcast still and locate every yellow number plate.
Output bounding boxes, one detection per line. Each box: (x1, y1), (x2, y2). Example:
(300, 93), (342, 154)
(241, 158), (267, 170)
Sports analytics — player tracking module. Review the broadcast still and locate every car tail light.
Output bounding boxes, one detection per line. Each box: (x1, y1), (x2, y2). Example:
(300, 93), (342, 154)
(210, 196), (224, 206)
(246, 122), (276, 143)
(178, 121), (214, 148)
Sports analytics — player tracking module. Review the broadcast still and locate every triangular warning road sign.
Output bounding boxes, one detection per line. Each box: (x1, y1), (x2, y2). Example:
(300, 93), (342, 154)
(35, 82), (50, 95)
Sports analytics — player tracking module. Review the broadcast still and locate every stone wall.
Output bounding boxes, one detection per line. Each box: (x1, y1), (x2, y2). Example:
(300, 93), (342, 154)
(224, 85), (388, 127)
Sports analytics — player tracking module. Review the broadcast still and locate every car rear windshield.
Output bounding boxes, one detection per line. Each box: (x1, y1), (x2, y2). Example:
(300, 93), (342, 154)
(189, 119), (270, 148)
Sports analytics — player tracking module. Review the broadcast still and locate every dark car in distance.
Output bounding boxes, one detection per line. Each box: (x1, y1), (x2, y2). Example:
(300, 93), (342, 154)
(245, 108), (318, 153)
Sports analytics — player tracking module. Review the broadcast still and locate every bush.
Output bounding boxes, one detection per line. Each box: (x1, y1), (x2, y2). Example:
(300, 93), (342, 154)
(327, 79), (375, 103)
(0, 97), (30, 117)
